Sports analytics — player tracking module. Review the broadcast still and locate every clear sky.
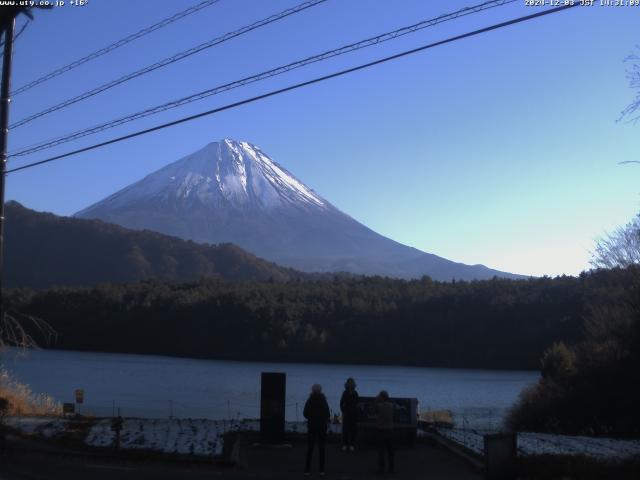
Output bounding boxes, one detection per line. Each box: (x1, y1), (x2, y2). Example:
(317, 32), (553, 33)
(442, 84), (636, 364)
(4, 0), (639, 277)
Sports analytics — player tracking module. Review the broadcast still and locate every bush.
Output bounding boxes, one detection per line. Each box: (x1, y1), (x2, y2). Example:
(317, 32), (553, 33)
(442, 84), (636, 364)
(506, 267), (640, 435)
(0, 368), (60, 416)
(541, 342), (575, 380)
(506, 381), (565, 433)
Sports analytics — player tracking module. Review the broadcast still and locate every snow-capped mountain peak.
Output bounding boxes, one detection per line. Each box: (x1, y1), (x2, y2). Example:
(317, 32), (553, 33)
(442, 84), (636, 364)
(77, 139), (327, 215)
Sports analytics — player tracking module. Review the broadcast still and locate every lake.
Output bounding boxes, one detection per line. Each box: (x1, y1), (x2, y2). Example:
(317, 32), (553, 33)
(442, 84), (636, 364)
(0, 348), (538, 430)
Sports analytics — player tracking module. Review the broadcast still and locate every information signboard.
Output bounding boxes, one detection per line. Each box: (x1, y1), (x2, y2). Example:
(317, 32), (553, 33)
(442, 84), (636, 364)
(356, 396), (417, 427)
(355, 396), (417, 445)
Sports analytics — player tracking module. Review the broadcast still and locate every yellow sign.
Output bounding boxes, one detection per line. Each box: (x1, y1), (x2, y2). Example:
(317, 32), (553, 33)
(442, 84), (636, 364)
(75, 389), (84, 404)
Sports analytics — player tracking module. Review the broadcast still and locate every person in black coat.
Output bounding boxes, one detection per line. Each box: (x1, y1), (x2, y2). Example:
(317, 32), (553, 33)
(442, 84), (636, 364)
(303, 383), (330, 475)
(340, 377), (359, 451)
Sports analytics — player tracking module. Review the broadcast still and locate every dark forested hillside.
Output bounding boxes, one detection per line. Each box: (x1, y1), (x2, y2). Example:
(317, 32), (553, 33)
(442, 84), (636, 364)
(6, 269), (629, 370)
(3, 202), (307, 288)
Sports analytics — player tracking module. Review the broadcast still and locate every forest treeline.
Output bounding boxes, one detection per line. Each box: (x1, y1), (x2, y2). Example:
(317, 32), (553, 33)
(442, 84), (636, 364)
(5, 267), (634, 371)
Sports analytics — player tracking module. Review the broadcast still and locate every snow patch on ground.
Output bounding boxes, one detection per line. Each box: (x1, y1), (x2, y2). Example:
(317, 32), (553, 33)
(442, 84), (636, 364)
(12, 416), (638, 462)
(436, 428), (640, 460)
(84, 418), (343, 458)
(85, 418), (229, 456)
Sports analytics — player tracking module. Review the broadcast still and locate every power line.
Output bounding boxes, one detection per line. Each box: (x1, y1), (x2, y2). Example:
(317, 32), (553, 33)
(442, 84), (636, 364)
(10, 0), (223, 96)
(9, 0), (517, 159)
(6, 3), (578, 175)
(9, 0), (328, 129)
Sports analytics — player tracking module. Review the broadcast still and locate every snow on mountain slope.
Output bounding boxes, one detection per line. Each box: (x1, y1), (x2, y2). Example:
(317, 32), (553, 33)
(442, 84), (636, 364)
(77, 140), (326, 214)
(76, 139), (524, 280)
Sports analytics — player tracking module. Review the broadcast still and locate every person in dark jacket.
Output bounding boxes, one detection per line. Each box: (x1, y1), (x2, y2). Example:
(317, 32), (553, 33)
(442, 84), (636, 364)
(340, 377), (359, 451)
(303, 383), (330, 475)
(375, 390), (394, 474)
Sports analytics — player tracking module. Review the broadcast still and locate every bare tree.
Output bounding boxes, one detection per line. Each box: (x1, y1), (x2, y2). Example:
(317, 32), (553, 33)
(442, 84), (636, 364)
(591, 214), (640, 269)
(0, 310), (55, 350)
(620, 46), (640, 123)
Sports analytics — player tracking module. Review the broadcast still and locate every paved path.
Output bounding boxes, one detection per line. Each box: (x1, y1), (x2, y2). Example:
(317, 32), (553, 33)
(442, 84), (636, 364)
(242, 438), (482, 479)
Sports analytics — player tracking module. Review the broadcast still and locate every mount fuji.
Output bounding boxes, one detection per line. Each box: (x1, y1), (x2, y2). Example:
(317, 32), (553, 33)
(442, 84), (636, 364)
(75, 139), (523, 280)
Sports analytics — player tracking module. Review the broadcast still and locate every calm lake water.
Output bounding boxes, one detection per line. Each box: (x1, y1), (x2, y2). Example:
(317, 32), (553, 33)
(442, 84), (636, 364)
(1, 349), (538, 429)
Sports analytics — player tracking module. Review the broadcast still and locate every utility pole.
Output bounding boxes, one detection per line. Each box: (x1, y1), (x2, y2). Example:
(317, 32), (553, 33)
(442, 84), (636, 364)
(0, 13), (16, 326)
(0, 5), (48, 328)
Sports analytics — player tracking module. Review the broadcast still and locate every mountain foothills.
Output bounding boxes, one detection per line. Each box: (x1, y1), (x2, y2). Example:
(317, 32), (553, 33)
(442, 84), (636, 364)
(76, 139), (524, 281)
(3, 201), (306, 289)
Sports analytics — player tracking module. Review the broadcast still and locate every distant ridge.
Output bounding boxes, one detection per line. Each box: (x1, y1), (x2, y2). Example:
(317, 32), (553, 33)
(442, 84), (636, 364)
(3, 201), (307, 289)
(76, 139), (526, 281)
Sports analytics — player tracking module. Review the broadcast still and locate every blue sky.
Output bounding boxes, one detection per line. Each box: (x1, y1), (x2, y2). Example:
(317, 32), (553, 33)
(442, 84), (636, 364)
(5, 0), (639, 277)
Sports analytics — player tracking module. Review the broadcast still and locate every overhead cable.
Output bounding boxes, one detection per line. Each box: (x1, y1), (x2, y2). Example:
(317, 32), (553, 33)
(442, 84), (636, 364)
(10, 0), (516, 158)
(10, 0), (223, 96)
(6, 3), (578, 175)
(9, 0), (328, 129)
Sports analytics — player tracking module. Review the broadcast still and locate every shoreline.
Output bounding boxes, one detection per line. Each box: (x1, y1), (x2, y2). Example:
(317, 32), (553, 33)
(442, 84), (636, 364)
(0, 346), (541, 374)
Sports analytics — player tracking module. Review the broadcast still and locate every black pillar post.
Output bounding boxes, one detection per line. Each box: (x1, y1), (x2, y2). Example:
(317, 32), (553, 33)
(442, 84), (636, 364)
(260, 372), (286, 443)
